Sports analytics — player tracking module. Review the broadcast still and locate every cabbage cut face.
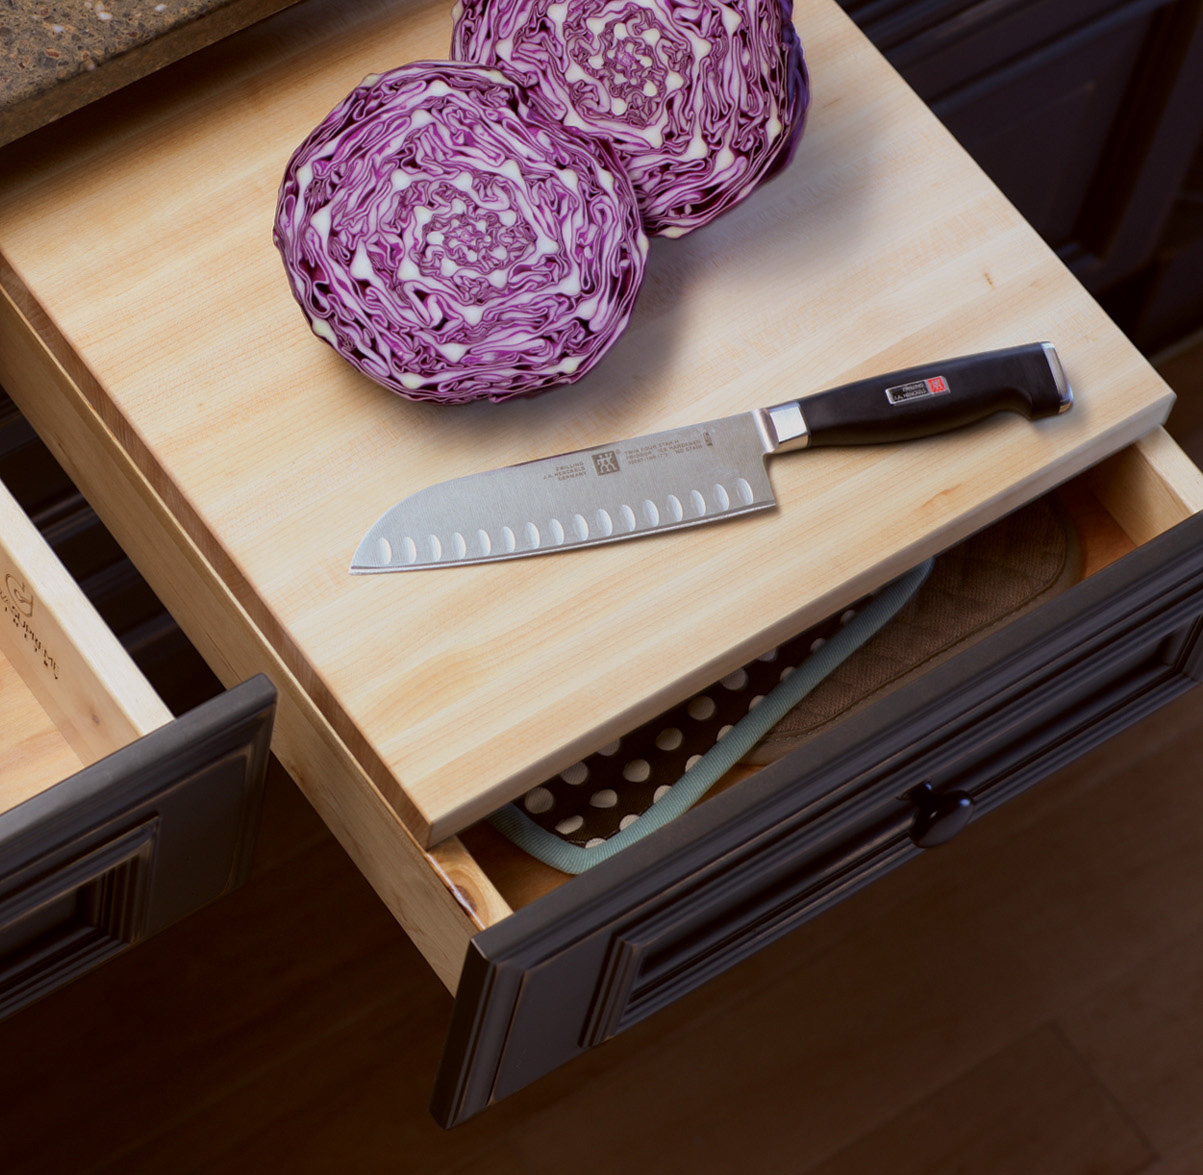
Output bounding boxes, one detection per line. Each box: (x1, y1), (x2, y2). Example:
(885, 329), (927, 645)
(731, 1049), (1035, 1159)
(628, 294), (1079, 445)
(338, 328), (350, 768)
(273, 62), (649, 403)
(451, 0), (809, 237)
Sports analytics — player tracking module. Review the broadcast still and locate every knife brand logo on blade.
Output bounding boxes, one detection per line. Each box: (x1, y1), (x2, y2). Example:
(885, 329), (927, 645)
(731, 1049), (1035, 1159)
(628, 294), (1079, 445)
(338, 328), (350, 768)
(350, 342), (1073, 572)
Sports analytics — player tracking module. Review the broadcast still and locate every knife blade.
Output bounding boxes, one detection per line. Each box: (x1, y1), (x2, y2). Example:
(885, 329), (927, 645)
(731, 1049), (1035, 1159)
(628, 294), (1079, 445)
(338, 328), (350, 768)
(351, 341), (1072, 572)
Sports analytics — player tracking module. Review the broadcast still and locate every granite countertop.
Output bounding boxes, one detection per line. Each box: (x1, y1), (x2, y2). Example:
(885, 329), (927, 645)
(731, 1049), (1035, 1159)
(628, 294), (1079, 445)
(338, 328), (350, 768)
(0, 0), (302, 147)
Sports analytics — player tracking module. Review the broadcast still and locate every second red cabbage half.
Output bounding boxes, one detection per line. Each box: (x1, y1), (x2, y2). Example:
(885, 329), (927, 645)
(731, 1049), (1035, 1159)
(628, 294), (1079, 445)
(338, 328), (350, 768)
(452, 0), (810, 237)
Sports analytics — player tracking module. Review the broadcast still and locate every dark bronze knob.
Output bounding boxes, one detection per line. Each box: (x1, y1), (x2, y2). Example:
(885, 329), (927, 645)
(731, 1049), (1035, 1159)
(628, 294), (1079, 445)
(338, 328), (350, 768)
(909, 783), (975, 848)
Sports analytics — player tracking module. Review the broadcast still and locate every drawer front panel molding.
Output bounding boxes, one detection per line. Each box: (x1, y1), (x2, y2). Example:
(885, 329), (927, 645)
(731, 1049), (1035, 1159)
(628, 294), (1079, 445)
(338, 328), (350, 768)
(0, 675), (276, 1017)
(840, 0), (1203, 343)
(432, 512), (1203, 1126)
(0, 820), (158, 1019)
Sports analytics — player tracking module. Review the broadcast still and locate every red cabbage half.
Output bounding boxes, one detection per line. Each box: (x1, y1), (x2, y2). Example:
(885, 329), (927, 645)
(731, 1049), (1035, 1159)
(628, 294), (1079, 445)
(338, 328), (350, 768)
(273, 62), (648, 403)
(451, 0), (810, 237)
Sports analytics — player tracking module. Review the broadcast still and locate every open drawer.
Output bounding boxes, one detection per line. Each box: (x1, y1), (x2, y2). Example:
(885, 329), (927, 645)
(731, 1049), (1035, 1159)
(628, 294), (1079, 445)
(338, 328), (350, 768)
(0, 473), (276, 1017)
(423, 426), (1203, 1123)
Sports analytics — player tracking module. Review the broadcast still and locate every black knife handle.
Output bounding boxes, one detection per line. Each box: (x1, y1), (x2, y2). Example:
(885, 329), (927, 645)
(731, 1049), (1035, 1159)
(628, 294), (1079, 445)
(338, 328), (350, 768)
(779, 342), (1072, 450)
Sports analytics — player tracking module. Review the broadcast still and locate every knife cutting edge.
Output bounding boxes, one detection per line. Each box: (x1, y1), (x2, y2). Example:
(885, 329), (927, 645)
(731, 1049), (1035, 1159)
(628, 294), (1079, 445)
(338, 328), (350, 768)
(350, 341), (1072, 573)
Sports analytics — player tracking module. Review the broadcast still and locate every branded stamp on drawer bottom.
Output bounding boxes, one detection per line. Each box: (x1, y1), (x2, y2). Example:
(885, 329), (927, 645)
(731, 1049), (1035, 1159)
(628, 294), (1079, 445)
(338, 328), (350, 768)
(1, 570), (59, 680)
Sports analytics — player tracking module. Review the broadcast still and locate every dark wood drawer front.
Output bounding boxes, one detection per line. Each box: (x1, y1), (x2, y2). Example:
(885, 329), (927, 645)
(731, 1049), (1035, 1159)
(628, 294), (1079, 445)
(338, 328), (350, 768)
(0, 675), (276, 1018)
(432, 511), (1203, 1127)
(594, 535), (1203, 1045)
(933, 8), (1155, 252)
(583, 803), (916, 1047)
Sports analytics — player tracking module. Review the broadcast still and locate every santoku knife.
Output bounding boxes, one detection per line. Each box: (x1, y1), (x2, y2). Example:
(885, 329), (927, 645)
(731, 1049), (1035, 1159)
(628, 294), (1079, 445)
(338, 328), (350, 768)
(351, 341), (1072, 572)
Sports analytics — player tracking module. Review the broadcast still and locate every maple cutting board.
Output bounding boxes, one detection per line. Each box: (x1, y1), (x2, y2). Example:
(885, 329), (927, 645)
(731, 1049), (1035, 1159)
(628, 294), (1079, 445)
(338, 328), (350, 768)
(0, 0), (1175, 847)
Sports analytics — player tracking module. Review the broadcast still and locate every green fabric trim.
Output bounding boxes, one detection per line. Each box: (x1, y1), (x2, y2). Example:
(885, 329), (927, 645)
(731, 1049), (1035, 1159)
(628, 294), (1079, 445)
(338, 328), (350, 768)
(488, 559), (934, 874)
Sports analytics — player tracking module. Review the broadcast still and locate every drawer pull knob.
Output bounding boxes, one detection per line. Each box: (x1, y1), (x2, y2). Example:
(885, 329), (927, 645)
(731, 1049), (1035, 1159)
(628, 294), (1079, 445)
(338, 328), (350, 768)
(909, 783), (975, 848)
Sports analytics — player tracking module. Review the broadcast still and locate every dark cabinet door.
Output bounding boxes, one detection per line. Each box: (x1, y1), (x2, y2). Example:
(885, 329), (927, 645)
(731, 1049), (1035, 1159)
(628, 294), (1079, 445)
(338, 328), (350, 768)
(839, 0), (1203, 321)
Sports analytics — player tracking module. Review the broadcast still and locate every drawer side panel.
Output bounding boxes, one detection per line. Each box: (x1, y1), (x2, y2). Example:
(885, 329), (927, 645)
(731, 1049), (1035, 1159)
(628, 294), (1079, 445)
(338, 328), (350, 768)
(0, 477), (172, 761)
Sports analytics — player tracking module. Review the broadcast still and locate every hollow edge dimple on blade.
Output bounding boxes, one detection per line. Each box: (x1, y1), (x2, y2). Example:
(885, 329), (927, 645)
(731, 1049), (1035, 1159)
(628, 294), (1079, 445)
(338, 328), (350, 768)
(350, 477), (774, 571)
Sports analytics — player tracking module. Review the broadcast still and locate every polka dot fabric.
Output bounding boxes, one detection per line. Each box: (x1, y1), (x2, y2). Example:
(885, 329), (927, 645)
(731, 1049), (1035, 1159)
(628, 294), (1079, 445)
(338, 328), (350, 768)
(512, 596), (875, 848)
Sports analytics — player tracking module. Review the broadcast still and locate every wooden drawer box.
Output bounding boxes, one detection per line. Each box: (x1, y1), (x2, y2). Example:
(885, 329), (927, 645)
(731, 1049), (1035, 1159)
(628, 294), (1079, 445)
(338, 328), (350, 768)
(1, 0), (1200, 1129)
(0, 471), (276, 1017)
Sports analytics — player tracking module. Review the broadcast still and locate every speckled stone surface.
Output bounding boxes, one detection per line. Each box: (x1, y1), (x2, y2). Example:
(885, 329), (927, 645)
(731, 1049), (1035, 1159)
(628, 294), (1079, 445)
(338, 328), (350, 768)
(0, 0), (302, 146)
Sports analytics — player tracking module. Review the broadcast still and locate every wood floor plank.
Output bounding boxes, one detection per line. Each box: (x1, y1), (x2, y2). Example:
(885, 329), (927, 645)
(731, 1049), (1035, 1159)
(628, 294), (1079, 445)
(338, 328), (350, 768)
(168, 1050), (533, 1175)
(248, 756), (345, 878)
(1058, 927), (1203, 1160)
(1136, 1131), (1203, 1175)
(797, 1027), (1155, 1175)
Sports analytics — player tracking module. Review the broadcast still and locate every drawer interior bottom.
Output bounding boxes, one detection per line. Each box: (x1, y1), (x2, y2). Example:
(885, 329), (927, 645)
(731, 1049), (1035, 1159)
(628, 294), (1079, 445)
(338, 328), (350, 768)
(458, 457), (1152, 912)
(0, 654), (87, 811)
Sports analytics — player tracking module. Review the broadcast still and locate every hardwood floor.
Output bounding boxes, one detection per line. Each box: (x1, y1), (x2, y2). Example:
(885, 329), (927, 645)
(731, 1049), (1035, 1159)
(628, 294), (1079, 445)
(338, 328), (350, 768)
(2, 338), (1203, 1173)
